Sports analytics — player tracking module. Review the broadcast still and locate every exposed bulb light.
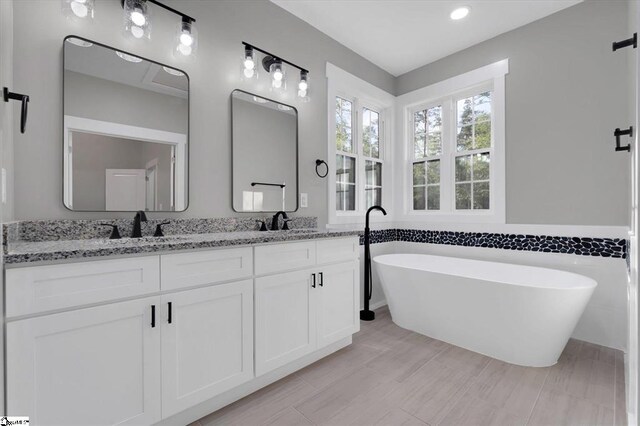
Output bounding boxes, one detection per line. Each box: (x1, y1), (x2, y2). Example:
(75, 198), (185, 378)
(130, 8), (146, 26)
(123, 0), (150, 40)
(163, 66), (185, 77)
(175, 19), (197, 58)
(116, 51), (143, 63)
(298, 70), (308, 92)
(243, 46), (255, 70)
(450, 6), (470, 20)
(62, 0), (94, 20)
(269, 60), (285, 91)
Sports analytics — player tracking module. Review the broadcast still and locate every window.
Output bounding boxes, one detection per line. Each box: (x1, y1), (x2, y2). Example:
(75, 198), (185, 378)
(333, 95), (387, 214)
(408, 85), (500, 218)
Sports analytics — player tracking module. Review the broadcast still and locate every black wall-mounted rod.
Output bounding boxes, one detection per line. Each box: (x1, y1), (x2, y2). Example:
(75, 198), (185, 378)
(614, 126), (633, 152)
(242, 41), (309, 74)
(251, 182), (286, 188)
(121, 0), (195, 23)
(613, 33), (637, 51)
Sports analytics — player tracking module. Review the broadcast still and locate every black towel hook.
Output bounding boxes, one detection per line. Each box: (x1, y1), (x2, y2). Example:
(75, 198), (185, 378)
(315, 159), (328, 178)
(3, 87), (29, 134)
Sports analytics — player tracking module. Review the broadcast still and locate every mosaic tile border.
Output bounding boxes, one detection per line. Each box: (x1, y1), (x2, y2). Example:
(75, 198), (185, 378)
(362, 229), (627, 259)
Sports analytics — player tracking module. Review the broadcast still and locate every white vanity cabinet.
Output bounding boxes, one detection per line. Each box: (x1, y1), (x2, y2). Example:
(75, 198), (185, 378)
(255, 239), (360, 376)
(4, 236), (359, 425)
(6, 296), (162, 426)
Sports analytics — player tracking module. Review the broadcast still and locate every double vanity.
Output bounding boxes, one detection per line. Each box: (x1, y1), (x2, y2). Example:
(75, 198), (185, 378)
(3, 220), (360, 425)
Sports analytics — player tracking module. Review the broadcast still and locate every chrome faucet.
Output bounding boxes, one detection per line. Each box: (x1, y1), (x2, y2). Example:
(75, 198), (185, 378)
(270, 211), (288, 231)
(131, 210), (147, 238)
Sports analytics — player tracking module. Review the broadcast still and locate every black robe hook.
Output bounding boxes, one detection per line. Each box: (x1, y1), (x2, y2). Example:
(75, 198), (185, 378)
(3, 87), (29, 134)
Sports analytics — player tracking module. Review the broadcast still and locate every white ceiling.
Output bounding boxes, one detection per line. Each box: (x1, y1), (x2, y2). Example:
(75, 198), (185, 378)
(271, 0), (582, 76)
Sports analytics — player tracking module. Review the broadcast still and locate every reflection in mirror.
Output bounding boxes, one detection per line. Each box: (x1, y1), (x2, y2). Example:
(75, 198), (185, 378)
(63, 36), (189, 211)
(232, 90), (298, 212)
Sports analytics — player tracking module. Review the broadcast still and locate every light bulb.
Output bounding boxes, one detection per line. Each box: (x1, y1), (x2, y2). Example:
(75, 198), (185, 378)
(273, 79), (282, 89)
(244, 68), (255, 79)
(130, 26), (144, 38)
(130, 8), (146, 26)
(298, 89), (307, 98)
(244, 57), (255, 70)
(70, 0), (88, 18)
(298, 80), (308, 91)
(177, 44), (192, 56)
(274, 70), (283, 81)
(180, 31), (193, 47)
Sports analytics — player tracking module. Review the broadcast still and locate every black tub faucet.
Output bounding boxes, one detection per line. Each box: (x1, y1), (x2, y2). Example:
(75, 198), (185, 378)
(271, 211), (288, 230)
(131, 210), (147, 238)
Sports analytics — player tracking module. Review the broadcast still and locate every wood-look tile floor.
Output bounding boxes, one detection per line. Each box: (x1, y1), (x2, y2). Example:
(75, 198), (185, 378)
(194, 307), (627, 426)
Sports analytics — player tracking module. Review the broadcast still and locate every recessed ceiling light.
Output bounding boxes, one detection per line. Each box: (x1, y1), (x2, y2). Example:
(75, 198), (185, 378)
(162, 66), (185, 77)
(116, 51), (143, 63)
(450, 6), (470, 20)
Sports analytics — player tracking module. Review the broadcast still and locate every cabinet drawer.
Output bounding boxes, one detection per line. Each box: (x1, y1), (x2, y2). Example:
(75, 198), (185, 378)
(316, 238), (359, 265)
(6, 256), (160, 318)
(160, 247), (253, 291)
(254, 241), (316, 275)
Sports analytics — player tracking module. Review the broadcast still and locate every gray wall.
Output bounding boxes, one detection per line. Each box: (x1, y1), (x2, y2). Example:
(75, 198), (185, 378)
(396, 0), (632, 226)
(11, 0), (394, 222)
(72, 133), (172, 211)
(65, 71), (188, 134)
(232, 97), (297, 212)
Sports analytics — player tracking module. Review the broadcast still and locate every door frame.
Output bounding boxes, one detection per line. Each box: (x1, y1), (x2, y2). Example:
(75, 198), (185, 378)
(63, 115), (187, 211)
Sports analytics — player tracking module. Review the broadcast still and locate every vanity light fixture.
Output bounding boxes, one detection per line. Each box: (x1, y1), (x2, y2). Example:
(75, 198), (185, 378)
(450, 6), (470, 20)
(119, 0), (197, 55)
(62, 0), (95, 20)
(241, 42), (310, 99)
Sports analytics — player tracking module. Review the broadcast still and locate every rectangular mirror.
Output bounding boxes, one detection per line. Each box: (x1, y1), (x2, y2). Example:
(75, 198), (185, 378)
(63, 36), (189, 212)
(232, 90), (298, 212)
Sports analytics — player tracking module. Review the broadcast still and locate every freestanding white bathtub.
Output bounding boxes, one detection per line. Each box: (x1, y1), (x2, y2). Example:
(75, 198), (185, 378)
(374, 254), (597, 367)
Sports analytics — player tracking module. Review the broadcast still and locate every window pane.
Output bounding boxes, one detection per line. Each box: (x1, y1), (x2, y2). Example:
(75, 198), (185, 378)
(475, 120), (491, 149)
(473, 153), (490, 181)
(336, 155), (356, 184)
(365, 161), (382, 186)
(363, 108), (380, 159)
(366, 187), (382, 209)
(457, 97), (473, 126)
(473, 182), (490, 210)
(457, 125), (473, 151)
(413, 187), (425, 210)
(426, 160), (440, 184)
(427, 106), (442, 132)
(455, 155), (471, 182)
(474, 92), (491, 122)
(414, 110), (426, 133)
(336, 97), (353, 153)
(427, 186), (440, 210)
(414, 133), (426, 159)
(336, 183), (356, 211)
(413, 162), (425, 185)
(427, 132), (442, 157)
(456, 183), (471, 210)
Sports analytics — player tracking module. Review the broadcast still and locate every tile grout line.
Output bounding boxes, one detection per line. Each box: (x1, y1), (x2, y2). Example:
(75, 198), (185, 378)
(292, 406), (317, 425)
(523, 366), (552, 426)
(399, 408), (431, 426)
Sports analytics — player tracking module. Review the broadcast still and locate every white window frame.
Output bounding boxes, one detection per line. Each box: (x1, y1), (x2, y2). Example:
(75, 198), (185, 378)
(327, 63), (395, 226)
(396, 59), (508, 223)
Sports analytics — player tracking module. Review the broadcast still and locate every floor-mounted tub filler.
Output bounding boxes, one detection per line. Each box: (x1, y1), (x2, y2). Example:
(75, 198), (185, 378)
(374, 254), (597, 367)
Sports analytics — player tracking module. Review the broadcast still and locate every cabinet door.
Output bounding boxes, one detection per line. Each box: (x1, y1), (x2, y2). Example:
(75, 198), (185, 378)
(161, 280), (253, 418)
(317, 261), (360, 348)
(7, 297), (161, 426)
(255, 270), (317, 376)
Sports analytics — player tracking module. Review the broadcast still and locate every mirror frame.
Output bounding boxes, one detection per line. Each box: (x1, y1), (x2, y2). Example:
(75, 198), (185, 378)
(230, 89), (299, 213)
(62, 35), (190, 212)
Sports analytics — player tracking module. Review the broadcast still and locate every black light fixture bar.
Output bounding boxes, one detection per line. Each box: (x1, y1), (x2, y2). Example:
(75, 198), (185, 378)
(242, 41), (309, 74)
(121, 0), (195, 23)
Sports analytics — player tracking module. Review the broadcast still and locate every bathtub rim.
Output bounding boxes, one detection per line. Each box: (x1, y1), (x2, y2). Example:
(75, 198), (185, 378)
(373, 253), (597, 290)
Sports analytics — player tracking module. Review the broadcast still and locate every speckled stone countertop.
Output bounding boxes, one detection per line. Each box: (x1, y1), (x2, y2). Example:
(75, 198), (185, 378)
(4, 229), (361, 265)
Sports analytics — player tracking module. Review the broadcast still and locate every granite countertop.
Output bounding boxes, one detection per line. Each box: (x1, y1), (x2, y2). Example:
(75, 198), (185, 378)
(4, 229), (361, 265)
